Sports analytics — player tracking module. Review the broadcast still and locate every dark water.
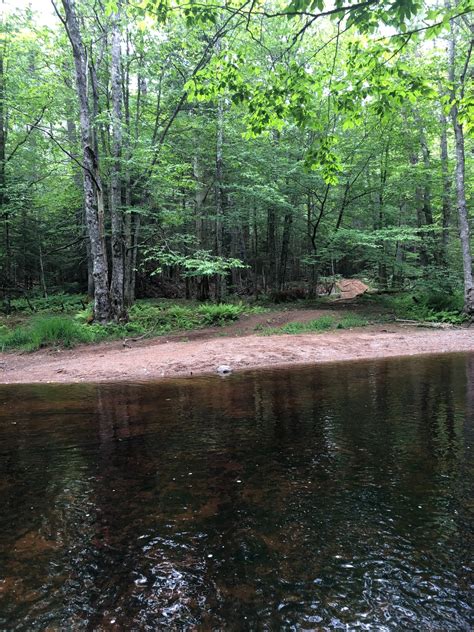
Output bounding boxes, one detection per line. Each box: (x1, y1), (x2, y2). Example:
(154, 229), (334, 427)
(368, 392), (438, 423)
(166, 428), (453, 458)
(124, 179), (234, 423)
(0, 355), (473, 631)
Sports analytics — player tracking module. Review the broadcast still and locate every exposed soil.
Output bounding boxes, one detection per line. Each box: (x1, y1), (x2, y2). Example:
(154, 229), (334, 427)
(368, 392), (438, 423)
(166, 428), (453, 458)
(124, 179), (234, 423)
(0, 306), (472, 384)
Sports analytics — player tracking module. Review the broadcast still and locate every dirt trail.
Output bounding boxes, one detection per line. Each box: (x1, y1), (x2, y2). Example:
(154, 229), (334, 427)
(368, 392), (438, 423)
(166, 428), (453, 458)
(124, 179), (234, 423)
(0, 322), (472, 384)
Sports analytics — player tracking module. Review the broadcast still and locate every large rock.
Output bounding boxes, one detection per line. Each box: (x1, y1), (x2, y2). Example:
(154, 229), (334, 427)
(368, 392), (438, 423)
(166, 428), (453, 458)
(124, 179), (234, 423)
(336, 279), (369, 299)
(216, 365), (232, 375)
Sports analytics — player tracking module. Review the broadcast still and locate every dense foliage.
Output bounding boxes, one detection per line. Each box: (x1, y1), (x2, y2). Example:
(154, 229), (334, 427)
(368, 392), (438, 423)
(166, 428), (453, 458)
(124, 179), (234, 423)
(0, 0), (472, 322)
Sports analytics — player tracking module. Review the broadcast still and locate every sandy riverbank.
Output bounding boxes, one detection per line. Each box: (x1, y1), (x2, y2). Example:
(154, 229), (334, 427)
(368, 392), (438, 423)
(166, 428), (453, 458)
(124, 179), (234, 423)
(0, 325), (472, 384)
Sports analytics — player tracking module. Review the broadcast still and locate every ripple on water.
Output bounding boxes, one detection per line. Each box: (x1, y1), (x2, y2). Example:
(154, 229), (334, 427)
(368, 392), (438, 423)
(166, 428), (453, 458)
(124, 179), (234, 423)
(0, 354), (472, 630)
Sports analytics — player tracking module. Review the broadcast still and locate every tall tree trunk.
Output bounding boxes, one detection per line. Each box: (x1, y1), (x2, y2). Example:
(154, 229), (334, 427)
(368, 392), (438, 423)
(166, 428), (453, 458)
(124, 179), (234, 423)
(278, 211), (293, 289)
(88, 52), (108, 271)
(392, 201), (406, 288)
(418, 120), (441, 265)
(123, 41), (144, 306)
(411, 150), (430, 268)
(447, 10), (473, 315)
(215, 97), (225, 300)
(194, 153), (205, 248)
(109, 2), (126, 319)
(129, 213), (140, 302)
(418, 128), (434, 226)
(451, 109), (473, 314)
(38, 241), (48, 299)
(253, 204), (259, 296)
(439, 105), (451, 260)
(64, 65), (94, 295)
(0, 51), (5, 212)
(60, 0), (111, 323)
(266, 208), (276, 290)
(123, 30), (133, 305)
(377, 146), (389, 287)
(0, 48), (11, 291)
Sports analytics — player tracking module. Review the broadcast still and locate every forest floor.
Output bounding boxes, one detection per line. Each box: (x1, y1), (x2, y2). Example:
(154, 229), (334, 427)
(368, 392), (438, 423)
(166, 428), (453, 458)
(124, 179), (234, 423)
(1, 302), (473, 384)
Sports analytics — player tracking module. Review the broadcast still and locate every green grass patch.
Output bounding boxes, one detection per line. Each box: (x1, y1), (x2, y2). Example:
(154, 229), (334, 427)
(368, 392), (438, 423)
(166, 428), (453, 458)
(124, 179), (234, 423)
(260, 314), (369, 336)
(0, 316), (93, 351)
(336, 315), (369, 329)
(0, 315), (146, 351)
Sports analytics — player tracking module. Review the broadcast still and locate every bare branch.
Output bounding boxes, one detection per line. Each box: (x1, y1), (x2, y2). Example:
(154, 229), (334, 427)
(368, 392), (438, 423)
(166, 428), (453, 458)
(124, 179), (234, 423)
(6, 105), (47, 163)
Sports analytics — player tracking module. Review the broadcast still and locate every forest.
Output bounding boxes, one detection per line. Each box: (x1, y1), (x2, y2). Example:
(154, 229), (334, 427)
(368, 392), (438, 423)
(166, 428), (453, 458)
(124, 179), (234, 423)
(0, 0), (472, 331)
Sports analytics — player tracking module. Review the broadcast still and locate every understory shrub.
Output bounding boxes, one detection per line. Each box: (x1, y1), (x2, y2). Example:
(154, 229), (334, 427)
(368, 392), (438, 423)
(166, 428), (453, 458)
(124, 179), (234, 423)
(7, 293), (88, 314)
(197, 303), (244, 325)
(129, 300), (264, 331)
(128, 303), (200, 332)
(385, 293), (466, 324)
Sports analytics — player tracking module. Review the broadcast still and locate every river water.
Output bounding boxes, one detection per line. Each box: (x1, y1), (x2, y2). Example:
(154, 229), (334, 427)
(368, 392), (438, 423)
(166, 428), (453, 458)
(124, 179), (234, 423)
(0, 354), (472, 630)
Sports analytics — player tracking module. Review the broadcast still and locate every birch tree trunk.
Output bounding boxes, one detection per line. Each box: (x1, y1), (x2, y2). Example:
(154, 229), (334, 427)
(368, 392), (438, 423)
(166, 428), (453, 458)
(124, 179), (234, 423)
(109, 2), (126, 319)
(0, 48), (12, 290)
(64, 66), (94, 296)
(60, 0), (111, 323)
(447, 10), (473, 316)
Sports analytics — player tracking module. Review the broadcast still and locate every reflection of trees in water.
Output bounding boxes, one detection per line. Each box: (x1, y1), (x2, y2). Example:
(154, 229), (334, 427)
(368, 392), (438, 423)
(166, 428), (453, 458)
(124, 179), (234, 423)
(465, 354), (474, 441)
(82, 382), (226, 628)
(1, 357), (473, 629)
(0, 384), (101, 628)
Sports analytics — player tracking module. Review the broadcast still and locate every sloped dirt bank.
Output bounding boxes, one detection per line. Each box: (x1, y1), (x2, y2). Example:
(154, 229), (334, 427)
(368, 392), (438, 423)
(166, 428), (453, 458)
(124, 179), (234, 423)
(0, 325), (472, 384)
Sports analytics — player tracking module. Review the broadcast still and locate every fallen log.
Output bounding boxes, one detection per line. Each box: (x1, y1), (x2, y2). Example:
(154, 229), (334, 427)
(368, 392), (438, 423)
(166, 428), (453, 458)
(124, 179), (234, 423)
(395, 319), (457, 329)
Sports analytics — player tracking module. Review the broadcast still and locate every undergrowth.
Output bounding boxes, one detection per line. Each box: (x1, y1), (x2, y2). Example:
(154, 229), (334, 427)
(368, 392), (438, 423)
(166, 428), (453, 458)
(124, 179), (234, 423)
(0, 299), (266, 351)
(5, 293), (88, 314)
(362, 291), (467, 325)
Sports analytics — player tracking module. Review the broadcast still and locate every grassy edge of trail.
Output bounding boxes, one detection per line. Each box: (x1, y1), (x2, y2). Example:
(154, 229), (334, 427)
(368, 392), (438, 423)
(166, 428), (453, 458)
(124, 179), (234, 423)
(0, 291), (468, 353)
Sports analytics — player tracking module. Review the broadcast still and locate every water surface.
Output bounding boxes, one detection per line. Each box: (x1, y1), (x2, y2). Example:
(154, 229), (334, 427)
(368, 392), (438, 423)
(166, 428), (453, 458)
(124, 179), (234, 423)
(0, 354), (473, 630)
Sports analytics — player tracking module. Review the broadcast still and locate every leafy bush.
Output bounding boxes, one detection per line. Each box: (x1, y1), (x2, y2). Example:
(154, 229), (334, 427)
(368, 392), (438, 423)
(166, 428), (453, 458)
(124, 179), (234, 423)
(74, 307), (94, 323)
(364, 289), (467, 324)
(128, 303), (199, 332)
(423, 309), (467, 325)
(422, 291), (464, 313)
(130, 300), (263, 331)
(386, 293), (466, 323)
(197, 303), (244, 325)
(167, 305), (200, 329)
(87, 321), (145, 341)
